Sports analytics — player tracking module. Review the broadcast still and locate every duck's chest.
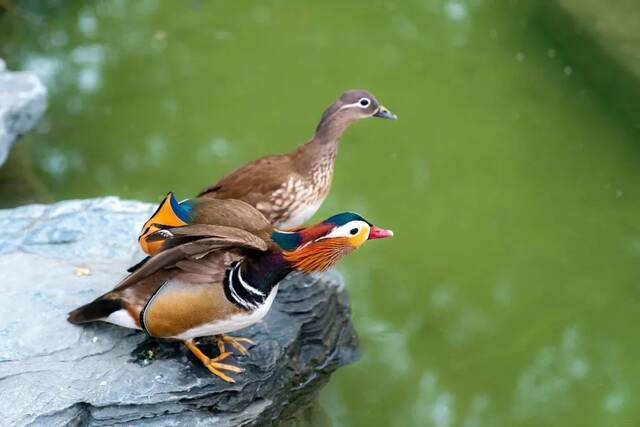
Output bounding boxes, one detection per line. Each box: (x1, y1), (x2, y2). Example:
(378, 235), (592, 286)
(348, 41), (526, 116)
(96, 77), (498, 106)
(260, 158), (335, 227)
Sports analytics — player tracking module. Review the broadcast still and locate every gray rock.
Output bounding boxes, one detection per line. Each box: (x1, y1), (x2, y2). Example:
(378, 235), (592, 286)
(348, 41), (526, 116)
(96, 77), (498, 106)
(0, 197), (359, 426)
(0, 59), (47, 166)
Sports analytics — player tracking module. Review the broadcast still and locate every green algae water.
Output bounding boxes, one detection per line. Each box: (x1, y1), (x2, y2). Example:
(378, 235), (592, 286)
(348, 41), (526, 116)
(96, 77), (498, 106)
(2, 1), (640, 425)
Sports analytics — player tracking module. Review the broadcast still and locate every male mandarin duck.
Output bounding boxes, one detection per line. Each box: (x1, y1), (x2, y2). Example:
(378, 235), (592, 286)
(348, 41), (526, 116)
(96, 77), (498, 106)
(197, 89), (397, 228)
(68, 197), (393, 382)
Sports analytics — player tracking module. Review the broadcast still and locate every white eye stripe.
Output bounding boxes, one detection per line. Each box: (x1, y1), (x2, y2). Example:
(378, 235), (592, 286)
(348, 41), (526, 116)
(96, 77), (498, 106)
(316, 220), (370, 240)
(338, 98), (373, 111)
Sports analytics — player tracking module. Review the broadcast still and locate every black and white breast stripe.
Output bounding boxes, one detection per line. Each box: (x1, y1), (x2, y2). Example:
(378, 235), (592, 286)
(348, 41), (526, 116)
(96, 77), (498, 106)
(223, 261), (267, 310)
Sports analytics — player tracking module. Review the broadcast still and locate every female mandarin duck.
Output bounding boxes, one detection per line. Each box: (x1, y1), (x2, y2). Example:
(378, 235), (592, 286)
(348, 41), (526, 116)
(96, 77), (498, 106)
(197, 90), (396, 228)
(68, 195), (393, 382)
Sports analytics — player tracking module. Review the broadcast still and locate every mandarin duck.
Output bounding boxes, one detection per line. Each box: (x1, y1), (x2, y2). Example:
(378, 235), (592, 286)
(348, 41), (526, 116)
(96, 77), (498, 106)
(68, 196), (393, 382)
(197, 90), (396, 228)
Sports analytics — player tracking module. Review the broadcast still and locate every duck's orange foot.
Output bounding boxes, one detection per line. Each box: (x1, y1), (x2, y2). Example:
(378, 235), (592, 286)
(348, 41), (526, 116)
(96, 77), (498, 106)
(216, 334), (256, 356)
(184, 339), (244, 383)
(204, 352), (244, 383)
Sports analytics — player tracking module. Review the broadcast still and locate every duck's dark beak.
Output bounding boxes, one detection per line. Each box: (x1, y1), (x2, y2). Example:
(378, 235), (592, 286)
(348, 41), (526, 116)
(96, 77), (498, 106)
(373, 105), (397, 120)
(368, 226), (394, 239)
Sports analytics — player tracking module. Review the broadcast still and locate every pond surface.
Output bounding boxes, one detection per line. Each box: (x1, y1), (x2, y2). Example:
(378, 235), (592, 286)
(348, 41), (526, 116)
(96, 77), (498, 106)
(2, 1), (640, 426)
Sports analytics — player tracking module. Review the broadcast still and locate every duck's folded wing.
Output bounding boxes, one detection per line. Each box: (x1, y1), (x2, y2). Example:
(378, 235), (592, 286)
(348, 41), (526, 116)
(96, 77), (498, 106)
(138, 198), (272, 251)
(146, 223), (268, 251)
(115, 225), (267, 291)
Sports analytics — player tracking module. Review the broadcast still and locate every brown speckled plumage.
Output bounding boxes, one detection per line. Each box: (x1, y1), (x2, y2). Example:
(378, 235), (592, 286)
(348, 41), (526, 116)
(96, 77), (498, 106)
(198, 90), (396, 227)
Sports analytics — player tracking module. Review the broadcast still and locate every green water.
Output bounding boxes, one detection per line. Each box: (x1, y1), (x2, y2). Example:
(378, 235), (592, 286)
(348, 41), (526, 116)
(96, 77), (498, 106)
(2, 1), (640, 426)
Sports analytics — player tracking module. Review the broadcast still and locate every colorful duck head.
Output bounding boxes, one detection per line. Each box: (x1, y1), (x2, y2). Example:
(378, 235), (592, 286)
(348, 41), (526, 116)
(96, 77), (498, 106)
(272, 212), (393, 273)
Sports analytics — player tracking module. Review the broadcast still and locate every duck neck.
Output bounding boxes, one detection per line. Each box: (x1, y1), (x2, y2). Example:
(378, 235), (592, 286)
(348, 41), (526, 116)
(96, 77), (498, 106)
(296, 137), (338, 171)
(224, 251), (292, 310)
(292, 113), (352, 186)
(296, 124), (343, 174)
(313, 113), (353, 145)
(246, 251), (292, 291)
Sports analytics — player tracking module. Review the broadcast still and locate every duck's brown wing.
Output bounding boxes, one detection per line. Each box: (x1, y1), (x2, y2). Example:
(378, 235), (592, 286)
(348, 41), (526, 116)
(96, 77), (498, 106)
(136, 197), (273, 260)
(197, 154), (298, 205)
(117, 225), (268, 292)
(189, 198), (274, 237)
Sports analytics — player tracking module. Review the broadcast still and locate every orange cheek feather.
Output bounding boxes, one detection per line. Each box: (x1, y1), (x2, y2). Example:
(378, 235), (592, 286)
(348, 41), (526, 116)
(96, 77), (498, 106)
(283, 238), (352, 273)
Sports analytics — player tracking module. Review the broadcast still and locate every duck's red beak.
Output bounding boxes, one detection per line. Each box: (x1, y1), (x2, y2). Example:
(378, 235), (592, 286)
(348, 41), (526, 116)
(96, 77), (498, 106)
(368, 226), (394, 240)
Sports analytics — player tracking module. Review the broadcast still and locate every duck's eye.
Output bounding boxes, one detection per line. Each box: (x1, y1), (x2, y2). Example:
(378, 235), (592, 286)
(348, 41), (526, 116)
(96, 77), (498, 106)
(358, 98), (370, 108)
(350, 228), (359, 235)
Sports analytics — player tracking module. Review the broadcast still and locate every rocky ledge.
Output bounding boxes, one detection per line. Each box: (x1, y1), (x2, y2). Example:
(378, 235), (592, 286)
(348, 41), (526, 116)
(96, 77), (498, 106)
(0, 197), (359, 426)
(0, 58), (47, 166)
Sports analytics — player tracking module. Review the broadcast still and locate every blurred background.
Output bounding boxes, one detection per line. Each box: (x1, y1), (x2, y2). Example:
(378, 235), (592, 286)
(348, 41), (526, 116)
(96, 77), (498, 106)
(2, 0), (640, 426)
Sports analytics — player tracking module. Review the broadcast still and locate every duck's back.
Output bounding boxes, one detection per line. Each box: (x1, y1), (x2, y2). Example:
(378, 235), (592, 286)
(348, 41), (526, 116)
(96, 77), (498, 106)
(198, 149), (333, 227)
(198, 154), (297, 206)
